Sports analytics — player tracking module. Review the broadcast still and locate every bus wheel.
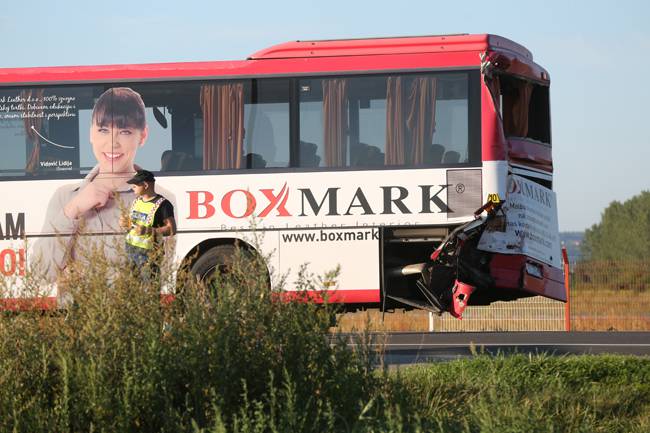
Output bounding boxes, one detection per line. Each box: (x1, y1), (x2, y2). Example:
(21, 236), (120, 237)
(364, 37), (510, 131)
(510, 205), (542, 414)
(191, 244), (242, 282)
(189, 244), (268, 297)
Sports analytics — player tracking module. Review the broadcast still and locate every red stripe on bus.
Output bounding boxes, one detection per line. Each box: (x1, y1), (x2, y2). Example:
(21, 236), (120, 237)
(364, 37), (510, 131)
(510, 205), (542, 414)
(0, 52), (480, 84)
(0, 297), (57, 311)
(276, 289), (380, 304)
(0, 289), (380, 311)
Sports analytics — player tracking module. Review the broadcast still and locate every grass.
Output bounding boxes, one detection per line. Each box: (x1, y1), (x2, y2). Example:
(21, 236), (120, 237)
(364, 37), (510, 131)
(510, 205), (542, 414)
(1, 241), (649, 431)
(392, 354), (650, 432)
(570, 288), (650, 331)
(334, 297), (568, 333)
(570, 260), (650, 331)
(335, 309), (432, 333)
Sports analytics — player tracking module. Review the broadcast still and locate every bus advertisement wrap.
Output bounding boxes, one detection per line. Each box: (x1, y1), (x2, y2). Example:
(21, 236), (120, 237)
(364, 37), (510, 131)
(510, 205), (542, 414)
(182, 169), (479, 228)
(477, 174), (562, 269)
(1, 34), (565, 314)
(0, 167), (480, 296)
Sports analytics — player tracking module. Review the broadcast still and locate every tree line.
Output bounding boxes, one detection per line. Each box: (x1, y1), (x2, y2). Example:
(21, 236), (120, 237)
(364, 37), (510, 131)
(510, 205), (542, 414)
(582, 191), (650, 261)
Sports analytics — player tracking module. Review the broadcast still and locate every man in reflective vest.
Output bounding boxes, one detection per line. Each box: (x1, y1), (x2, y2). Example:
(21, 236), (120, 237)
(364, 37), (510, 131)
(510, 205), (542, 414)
(121, 169), (176, 276)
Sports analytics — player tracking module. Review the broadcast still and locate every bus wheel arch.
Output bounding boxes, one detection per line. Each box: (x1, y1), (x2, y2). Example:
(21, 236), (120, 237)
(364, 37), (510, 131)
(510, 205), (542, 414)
(183, 238), (269, 286)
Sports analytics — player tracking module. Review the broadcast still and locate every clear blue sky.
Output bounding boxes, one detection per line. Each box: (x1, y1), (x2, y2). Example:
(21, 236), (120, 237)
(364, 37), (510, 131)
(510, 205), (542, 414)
(3, 0), (649, 232)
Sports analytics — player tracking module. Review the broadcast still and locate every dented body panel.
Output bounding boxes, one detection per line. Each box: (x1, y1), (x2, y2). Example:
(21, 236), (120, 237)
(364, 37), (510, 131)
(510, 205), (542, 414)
(420, 178), (565, 317)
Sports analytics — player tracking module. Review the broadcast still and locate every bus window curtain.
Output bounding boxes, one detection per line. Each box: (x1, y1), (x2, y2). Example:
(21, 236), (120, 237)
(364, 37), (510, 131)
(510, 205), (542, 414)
(406, 76), (437, 165)
(385, 76), (437, 165)
(385, 77), (406, 165)
(485, 74), (501, 114)
(322, 79), (348, 167)
(503, 80), (532, 137)
(23, 89), (44, 174)
(200, 82), (245, 170)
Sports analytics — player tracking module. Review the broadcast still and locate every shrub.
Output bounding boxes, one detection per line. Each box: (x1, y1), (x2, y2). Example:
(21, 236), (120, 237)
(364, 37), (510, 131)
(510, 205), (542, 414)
(0, 237), (380, 432)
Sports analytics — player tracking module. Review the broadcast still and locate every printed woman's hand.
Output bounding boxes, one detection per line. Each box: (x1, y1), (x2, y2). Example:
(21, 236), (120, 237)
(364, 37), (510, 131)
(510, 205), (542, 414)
(63, 182), (115, 219)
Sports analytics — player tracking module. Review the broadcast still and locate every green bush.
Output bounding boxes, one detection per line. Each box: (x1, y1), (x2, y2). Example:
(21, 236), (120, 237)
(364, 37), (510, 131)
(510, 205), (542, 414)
(0, 238), (380, 432)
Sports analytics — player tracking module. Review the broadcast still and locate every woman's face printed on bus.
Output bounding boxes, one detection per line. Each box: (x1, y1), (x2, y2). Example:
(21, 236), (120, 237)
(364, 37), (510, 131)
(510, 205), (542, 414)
(90, 122), (147, 175)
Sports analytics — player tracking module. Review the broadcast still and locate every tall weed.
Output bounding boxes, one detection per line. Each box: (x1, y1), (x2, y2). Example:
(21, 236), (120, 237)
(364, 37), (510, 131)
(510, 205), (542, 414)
(0, 237), (379, 432)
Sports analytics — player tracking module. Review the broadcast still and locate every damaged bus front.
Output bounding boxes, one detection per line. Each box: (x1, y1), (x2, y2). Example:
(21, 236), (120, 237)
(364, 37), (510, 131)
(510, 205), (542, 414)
(384, 36), (565, 319)
(419, 174), (565, 319)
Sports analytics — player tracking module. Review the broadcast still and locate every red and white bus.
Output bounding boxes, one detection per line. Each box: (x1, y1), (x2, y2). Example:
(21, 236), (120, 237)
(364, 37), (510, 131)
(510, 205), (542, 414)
(0, 34), (565, 316)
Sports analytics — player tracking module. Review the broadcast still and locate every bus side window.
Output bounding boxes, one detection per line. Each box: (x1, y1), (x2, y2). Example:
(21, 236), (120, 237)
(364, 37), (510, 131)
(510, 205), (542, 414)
(299, 73), (472, 170)
(244, 80), (290, 169)
(198, 78), (290, 170)
(500, 75), (550, 144)
(115, 83), (205, 174)
(0, 86), (96, 179)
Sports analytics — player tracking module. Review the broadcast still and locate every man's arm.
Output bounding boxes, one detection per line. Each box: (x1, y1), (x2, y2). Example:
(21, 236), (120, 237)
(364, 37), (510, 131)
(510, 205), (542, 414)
(154, 217), (176, 236)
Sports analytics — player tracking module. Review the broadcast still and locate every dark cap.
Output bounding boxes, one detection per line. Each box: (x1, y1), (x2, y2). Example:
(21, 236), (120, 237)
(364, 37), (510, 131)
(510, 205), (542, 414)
(126, 169), (155, 184)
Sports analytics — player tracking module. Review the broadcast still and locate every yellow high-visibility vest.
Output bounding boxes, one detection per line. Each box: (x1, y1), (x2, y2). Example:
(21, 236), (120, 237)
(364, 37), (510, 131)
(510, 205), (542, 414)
(126, 196), (166, 250)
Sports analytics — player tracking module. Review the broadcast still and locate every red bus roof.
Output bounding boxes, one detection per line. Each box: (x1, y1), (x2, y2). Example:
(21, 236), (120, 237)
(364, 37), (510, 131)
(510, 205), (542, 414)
(0, 34), (545, 86)
(249, 34), (532, 60)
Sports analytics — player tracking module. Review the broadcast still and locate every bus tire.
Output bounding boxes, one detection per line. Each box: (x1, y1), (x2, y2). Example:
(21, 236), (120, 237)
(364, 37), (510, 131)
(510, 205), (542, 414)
(190, 244), (242, 283)
(190, 243), (270, 289)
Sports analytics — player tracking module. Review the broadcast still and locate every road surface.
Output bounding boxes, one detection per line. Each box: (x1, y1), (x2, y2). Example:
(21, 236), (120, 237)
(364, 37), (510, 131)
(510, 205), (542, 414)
(339, 332), (650, 365)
